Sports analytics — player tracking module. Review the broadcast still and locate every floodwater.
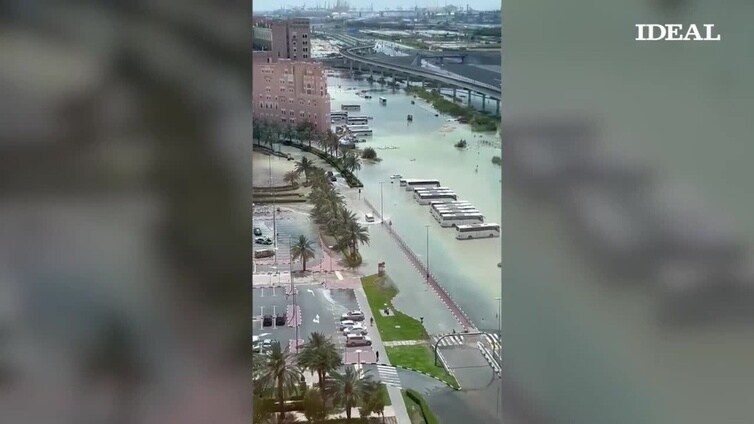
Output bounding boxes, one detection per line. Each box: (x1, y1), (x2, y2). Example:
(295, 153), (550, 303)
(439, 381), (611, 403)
(328, 75), (503, 330)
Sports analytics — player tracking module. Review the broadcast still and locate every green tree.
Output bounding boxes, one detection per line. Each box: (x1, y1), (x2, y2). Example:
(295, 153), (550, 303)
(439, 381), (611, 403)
(283, 170), (300, 186)
(298, 332), (342, 404)
(294, 157), (315, 184)
(361, 147), (377, 160)
(358, 381), (387, 422)
(302, 388), (330, 423)
(342, 219), (370, 255)
(290, 235), (316, 271)
(331, 365), (373, 421)
(343, 152), (362, 174)
(257, 342), (303, 422)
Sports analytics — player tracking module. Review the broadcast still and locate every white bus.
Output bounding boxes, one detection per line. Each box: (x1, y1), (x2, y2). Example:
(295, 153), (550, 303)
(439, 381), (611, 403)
(346, 125), (373, 136)
(341, 104), (361, 111)
(456, 223), (501, 239)
(401, 179), (441, 190)
(331, 111), (348, 119)
(379, 96), (387, 104)
(347, 116), (369, 125)
(429, 200), (472, 207)
(432, 206), (480, 220)
(415, 191), (458, 205)
(438, 212), (485, 227)
(413, 186), (452, 193)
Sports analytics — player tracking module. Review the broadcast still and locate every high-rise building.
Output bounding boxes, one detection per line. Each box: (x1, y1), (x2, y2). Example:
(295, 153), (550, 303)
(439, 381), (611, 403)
(252, 59), (330, 131)
(252, 18), (311, 61)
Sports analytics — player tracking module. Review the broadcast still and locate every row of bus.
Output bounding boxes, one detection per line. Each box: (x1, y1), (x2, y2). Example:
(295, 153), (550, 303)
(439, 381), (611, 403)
(399, 178), (500, 240)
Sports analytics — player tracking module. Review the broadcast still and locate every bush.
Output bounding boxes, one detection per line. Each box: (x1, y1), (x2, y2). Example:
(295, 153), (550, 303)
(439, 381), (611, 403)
(454, 139), (467, 149)
(491, 156), (502, 165)
(361, 147), (377, 160)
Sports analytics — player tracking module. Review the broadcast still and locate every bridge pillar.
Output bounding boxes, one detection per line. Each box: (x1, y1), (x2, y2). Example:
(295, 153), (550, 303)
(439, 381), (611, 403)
(452, 87), (457, 99)
(481, 93), (487, 111)
(495, 99), (500, 116)
(349, 60), (353, 71)
(468, 89), (472, 106)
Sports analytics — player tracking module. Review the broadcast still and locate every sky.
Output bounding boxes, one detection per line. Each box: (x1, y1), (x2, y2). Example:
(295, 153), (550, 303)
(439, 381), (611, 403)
(253, 0), (501, 13)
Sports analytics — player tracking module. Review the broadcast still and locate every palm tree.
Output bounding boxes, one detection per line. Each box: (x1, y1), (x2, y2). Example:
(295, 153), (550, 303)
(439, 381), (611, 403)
(358, 381), (387, 422)
(330, 365), (373, 421)
(283, 171), (299, 186)
(294, 157), (315, 184)
(258, 342), (303, 422)
(290, 235), (316, 271)
(343, 152), (362, 175)
(342, 219), (370, 255)
(298, 332), (342, 408)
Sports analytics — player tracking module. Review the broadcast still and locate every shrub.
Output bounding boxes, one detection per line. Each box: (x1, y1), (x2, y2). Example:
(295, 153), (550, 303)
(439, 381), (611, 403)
(454, 139), (467, 149)
(361, 147), (377, 160)
(491, 156), (502, 165)
(405, 389), (439, 424)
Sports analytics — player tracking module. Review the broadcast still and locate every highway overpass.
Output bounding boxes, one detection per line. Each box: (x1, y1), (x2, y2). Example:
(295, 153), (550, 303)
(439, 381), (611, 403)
(340, 45), (500, 99)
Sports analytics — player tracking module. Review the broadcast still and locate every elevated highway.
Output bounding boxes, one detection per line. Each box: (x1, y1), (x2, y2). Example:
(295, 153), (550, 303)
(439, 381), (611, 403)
(339, 44), (501, 101)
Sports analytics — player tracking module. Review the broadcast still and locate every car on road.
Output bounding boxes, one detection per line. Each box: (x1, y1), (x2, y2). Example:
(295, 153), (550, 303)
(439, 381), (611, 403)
(343, 323), (368, 335)
(339, 320), (356, 331)
(275, 314), (286, 326)
(345, 334), (372, 347)
(255, 237), (273, 245)
(390, 174), (402, 179)
(341, 310), (365, 321)
(253, 227), (262, 236)
(262, 315), (273, 327)
(262, 339), (273, 349)
(365, 213), (375, 223)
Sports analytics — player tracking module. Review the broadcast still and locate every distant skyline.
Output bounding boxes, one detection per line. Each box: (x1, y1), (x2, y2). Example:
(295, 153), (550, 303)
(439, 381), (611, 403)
(253, 0), (500, 13)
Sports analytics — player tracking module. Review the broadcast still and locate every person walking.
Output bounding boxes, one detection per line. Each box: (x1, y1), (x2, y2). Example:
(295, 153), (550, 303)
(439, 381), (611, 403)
(375, 350), (380, 362)
(370, 317), (374, 327)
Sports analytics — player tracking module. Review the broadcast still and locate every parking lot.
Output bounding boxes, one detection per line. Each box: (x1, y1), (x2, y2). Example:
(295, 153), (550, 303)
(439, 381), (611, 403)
(253, 284), (376, 362)
(253, 205), (324, 273)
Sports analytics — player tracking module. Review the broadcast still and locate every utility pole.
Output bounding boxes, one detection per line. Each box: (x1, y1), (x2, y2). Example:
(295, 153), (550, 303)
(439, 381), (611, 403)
(270, 155), (278, 266)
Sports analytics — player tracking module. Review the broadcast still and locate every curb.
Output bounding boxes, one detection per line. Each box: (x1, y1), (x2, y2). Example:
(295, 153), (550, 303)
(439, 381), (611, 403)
(363, 362), (461, 391)
(477, 341), (502, 377)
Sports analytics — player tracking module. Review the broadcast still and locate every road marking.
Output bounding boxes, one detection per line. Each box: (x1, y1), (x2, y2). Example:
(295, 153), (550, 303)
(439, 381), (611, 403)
(376, 365), (401, 388)
(335, 271), (343, 280)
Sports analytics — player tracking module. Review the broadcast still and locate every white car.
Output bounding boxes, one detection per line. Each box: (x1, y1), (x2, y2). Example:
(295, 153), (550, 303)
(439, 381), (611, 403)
(339, 320), (355, 331)
(341, 310), (365, 321)
(390, 174), (402, 179)
(343, 323), (368, 335)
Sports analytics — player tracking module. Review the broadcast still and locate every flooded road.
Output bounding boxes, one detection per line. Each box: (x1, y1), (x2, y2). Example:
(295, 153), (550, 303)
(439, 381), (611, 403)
(328, 76), (503, 330)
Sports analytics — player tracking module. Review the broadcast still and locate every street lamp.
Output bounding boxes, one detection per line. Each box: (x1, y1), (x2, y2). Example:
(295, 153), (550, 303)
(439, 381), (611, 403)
(378, 181), (386, 224)
(289, 235), (300, 354)
(425, 225), (430, 284)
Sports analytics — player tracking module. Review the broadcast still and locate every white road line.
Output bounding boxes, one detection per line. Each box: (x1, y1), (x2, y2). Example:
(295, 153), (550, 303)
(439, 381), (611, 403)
(335, 271), (343, 280)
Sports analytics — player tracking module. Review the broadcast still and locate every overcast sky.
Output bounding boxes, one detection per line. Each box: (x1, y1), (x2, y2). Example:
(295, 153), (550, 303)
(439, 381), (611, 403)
(253, 0), (501, 13)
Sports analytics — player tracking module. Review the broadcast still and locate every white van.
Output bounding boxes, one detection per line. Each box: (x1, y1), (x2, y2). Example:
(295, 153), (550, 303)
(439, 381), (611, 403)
(365, 213), (375, 222)
(345, 333), (372, 347)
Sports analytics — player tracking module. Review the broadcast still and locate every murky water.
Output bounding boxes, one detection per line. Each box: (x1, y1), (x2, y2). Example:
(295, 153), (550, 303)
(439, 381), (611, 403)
(328, 76), (503, 329)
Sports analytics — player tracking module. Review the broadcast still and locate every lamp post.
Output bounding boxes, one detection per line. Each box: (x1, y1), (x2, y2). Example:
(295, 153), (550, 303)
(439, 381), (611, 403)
(289, 236), (299, 353)
(269, 154), (277, 266)
(379, 181), (386, 224)
(425, 225), (430, 284)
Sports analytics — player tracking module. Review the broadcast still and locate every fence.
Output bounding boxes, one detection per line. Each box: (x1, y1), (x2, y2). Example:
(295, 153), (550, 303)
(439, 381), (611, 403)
(363, 198), (476, 331)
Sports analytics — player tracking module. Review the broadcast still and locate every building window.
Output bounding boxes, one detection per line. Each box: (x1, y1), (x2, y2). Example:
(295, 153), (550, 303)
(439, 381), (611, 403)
(302, 34), (308, 38)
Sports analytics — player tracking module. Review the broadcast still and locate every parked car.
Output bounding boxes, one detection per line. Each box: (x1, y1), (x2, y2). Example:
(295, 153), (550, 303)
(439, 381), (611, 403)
(253, 227), (262, 236)
(262, 339), (273, 349)
(275, 314), (286, 326)
(343, 323), (368, 335)
(255, 237), (266, 245)
(252, 343), (262, 353)
(262, 315), (273, 327)
(345, 334), (372, 347)
(339, 320), (356, 331)
(341, 310), (365, 321)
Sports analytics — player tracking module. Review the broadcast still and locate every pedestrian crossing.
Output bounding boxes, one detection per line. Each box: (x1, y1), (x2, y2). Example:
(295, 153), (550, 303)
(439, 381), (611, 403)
(376, 365), (401, 388)
(483, 333), (502, 353)
(432, 335), (465, 347)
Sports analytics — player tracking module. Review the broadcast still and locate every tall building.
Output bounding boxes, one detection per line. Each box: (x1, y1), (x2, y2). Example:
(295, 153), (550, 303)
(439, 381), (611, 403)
(252, 59), (330, 131)
(252, 18), (312, 61)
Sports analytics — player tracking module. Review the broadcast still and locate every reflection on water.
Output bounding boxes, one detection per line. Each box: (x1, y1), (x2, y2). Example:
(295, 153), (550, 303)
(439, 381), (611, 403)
(328, 76), (502, 328)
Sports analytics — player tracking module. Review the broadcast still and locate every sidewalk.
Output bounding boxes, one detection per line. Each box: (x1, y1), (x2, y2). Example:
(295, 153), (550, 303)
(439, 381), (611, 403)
(354, 286), (411, 424)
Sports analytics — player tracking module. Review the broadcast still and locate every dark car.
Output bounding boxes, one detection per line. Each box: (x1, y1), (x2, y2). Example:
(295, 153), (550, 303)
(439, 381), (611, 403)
(275, 314), (286, 326)
(329, 176), (337, 182)
(253, 227), (262, 236)
(262, 315), (273, 327)
(255, 237), (266, 244)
